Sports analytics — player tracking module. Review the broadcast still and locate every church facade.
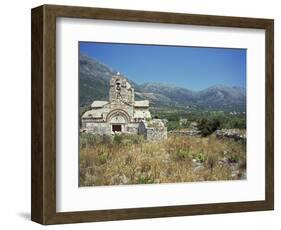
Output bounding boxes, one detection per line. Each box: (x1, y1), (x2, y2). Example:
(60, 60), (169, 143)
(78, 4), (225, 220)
(81, 74), (167, 141)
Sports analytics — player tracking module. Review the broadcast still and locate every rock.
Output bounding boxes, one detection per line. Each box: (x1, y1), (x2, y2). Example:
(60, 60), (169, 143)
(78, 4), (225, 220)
(192, 161), (204, 172)
(189, 122), (199, 129)
(111, 174), (129, 184)
(240, 171), (247, 179)
(193, 164), (205, 172)
(215, 129), (246, 143)
(169, 130), (201, 136)
(230, 170), (240, 178)
(119, 174), (129, 184)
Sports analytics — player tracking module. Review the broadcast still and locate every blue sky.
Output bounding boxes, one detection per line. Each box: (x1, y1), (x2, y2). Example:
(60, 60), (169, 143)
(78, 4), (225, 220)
(79, 42), (246, 91)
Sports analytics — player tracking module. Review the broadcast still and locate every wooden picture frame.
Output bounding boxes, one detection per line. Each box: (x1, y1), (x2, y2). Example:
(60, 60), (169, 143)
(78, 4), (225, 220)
(31, 4), (274, 225)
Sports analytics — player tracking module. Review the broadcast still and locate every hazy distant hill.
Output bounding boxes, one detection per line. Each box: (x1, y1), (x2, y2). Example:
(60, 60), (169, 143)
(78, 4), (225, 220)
(196, 85), (246, 109)
(138, 82), (196, 106)
(79, 53), (246, 111)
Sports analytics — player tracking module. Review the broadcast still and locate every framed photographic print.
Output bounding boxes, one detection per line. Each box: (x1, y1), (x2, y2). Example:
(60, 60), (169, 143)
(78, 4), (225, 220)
(31, 4), (274, 225)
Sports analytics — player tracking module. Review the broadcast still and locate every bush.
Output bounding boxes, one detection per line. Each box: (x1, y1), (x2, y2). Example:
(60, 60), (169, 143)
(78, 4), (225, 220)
(193, 152), (206, 163)
(80, 133), (98, 148)
(113, 134), (122, 145)
(113, 133), (144, 146)
(100, 135), (113, 146)
(175, 148), (191, 160)
(97, 153), (108, 165)
(126, 134), (144, 145)
(197, 118), (220, 136)
(138, 175), (154, 184)
(167, 120), (180, 131)
(227, 117), (246, 129)
(166, 113), (181, 131)
(167, 114), (180, 122)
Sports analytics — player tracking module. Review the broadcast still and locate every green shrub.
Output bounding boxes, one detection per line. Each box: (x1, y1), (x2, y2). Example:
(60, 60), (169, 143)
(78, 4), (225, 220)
(197, 118), (220, 136)
(113, 134), (123, 145)
(100, 135), (113, 145)
(193, 152), (206, 163)
(167, 114), (180, 122)
(138, 175), (154, 184)
(167, 120), (180, 131)
(176, 148), (191, 160)
(126, 134), (144, 145)
(80, 133), (99, 148)
(112, 133), (144, 146)
(227, 117), (246, 129)
(97, 153), (107, 165)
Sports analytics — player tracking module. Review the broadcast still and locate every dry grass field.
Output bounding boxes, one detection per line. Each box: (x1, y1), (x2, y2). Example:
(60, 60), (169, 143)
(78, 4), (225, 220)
(79, 133), (246, 186)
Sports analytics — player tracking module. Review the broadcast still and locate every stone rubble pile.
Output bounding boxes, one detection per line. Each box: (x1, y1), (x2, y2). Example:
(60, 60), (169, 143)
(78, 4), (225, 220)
(169, 130), (201, 136)
(215, 129), (246, 143)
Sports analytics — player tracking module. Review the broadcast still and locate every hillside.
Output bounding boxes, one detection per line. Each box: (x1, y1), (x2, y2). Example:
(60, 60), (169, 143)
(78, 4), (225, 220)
(79, 53), (246, 111)
(79, 53), (114, 106)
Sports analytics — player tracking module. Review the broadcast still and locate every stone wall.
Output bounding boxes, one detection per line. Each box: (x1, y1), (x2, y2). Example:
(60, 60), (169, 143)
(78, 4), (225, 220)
(83, 121), (141, 135)
(109, 75), (134, 104)
(146, 127), (167, 141)
(125, 123), (139, 134)
(81, 75), (166, 141)
(106, 103), (134, 122)
(215, 129), (246, 143)
(138, 120), (167, 141)
(85, 122), (111, 135)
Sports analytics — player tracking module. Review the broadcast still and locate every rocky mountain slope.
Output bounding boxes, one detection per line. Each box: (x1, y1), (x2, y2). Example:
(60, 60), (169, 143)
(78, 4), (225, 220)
(79, 53), (246, 111)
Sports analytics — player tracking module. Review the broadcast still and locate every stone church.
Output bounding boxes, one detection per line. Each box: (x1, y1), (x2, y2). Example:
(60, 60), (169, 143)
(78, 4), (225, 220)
(81, 73), (167, 141)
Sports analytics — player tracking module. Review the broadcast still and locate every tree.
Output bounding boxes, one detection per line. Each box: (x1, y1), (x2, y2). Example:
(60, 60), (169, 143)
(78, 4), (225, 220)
(197, 118), (220, 136)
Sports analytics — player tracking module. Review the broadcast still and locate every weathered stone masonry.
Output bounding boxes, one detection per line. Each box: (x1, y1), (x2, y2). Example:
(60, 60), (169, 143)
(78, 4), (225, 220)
(81, 73), (167, 141)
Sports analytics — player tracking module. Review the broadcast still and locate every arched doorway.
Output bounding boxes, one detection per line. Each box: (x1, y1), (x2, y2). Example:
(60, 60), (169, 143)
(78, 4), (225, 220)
(106, 110), (130, 133)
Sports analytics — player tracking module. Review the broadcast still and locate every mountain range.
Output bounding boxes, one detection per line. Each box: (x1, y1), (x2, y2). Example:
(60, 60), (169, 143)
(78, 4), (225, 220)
(79, 53), (246, 111)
